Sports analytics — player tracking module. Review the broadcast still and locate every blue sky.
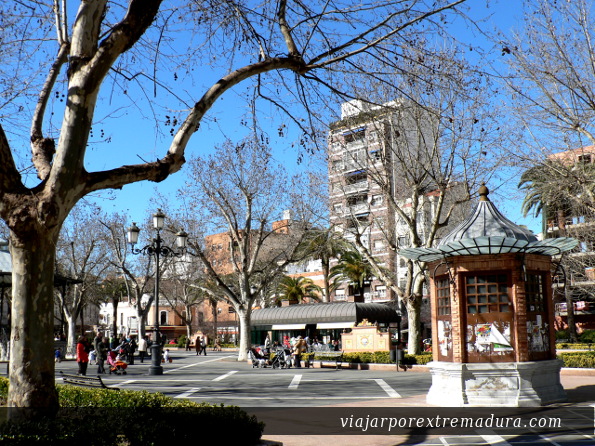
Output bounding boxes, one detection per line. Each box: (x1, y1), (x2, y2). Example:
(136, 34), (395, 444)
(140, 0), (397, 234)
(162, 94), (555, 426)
(74, 0), (542, 236)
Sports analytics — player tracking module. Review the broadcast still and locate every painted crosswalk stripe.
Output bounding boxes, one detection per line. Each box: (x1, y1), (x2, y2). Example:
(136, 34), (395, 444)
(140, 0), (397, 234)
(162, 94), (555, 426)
(289, 375), (302, 390)
(373, 379), (401, 398)
(213, 371), (238, 381)
(175, 388), (201, 399)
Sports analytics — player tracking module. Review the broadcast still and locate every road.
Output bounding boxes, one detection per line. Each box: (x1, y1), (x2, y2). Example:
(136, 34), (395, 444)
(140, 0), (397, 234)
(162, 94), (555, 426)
(50, 350), (595, 445)
(55, 350), (430, 407)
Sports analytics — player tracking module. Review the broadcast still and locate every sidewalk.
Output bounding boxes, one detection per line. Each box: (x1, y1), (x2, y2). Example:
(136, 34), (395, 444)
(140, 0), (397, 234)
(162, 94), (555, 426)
(260, 369), (595, 446)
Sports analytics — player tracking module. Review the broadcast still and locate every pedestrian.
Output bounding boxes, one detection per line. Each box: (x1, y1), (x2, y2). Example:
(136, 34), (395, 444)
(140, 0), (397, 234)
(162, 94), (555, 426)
(76, 335), (89, 376)
(195, 336), (202, 355)
(185, 337), (191, 351)
(54, 347), (62, 363)
(200, 335), (207, 356)
(92, 331), (102, 365)
(96, 337), (108, 374)
(138, 335), (148, 363)
(292, 336), (307, 368)
(164, 348), (171, 363)
(128, 336), (137, 364)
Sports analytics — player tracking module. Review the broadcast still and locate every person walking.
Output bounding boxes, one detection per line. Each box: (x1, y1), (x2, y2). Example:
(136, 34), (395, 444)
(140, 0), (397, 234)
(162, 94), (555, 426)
(185, 337), (191, 351)
(292, 336), (307, 368)
(200, 335), (207, 356)
(195, 336), (202, 355)
(76, 336), (90, 376)
(128, 336), (136, 364)
(95, 337), (108, 374)
(138, 335), (148, 363)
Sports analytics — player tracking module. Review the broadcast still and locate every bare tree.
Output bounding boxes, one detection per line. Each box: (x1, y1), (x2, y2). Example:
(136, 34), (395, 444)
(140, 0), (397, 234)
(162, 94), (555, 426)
(98, 214), (155, 341)
(55, 203), (110, 357)
(329, 46), (505, 353)
(0, 0), (470, 409)
(501, 0), (595, 339)
(180, 138), (319, 361)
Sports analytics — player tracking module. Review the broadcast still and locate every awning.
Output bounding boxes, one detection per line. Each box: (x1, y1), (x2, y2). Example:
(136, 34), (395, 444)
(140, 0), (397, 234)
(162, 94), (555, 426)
(317, 322), (356, 329)
(251, 302), (400, 328)
(272, 324), (306, 330)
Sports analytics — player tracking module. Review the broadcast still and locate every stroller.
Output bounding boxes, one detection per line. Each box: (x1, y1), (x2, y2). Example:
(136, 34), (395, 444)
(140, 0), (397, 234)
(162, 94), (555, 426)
(270, 347), (292, 369)
(248, 348), (269, 368)
(107, 350), (128, 375)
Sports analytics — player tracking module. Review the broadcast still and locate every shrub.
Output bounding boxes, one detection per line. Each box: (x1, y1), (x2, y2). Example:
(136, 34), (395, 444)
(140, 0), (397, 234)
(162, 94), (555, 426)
(555, 330), (569, 341)
(0, 378), (264, 445)
(578, 330), (595, 344)
(558, 351), (595, 368)
(403, 353), (433, 365)
(177, 334), (188, 348)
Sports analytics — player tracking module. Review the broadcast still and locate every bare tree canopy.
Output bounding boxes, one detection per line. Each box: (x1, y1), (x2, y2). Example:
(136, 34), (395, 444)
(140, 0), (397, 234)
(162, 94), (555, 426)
(0, 0), (471, 409)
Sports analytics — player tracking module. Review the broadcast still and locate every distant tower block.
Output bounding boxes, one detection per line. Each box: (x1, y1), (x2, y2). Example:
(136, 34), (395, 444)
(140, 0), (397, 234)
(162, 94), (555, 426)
(401, 184), (577, 407)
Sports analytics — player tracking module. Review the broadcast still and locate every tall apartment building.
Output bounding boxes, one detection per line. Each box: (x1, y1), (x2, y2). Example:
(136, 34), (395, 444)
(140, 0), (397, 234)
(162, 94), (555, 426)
(327, 99), (440, 304)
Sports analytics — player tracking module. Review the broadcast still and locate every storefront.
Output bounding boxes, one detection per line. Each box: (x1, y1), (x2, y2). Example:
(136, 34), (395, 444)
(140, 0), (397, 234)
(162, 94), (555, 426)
(250, 302), (401, 347)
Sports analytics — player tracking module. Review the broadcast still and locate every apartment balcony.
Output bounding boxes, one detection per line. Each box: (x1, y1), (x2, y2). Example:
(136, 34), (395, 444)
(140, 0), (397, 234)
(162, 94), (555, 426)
(344, 181), (369, 195)
(555, 301), (595, 316)
(348, 203), (369, 215)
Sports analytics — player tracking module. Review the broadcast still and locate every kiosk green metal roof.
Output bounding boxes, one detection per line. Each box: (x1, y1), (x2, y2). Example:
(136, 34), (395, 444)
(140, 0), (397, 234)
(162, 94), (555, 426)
(400, 184), (578, 263)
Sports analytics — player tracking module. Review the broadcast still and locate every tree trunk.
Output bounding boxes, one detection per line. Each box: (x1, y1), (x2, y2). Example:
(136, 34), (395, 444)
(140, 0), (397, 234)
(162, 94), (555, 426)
(236, 307), (250, 362)
(65, 316), (77, 359)
(111, 299), (118, 339)
(322, 260), (331, 303)
(405, 296), (422, 355)
(8, 232), (59, 410)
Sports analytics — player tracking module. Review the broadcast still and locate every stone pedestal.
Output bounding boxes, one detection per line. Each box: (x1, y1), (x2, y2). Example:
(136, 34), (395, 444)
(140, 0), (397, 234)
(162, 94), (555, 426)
(426, 360), (567, 407)
(341, 324), (391, 352)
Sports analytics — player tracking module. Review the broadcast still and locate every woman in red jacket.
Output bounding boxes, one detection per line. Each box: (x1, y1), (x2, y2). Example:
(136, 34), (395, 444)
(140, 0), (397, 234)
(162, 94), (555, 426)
(76, 336), (90, 376)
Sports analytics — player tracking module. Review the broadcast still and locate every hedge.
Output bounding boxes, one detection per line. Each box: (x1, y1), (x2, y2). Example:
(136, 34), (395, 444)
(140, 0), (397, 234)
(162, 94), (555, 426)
(557, 351), (595, 368)
(0, 377), (264, 445)
(313, 351), (433, 365)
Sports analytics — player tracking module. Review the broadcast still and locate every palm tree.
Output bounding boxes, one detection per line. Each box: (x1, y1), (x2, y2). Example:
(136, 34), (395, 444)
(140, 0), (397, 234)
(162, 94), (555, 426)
(518, 162), (574, 234)
(519, 161), (578, 342)
(276, 276), (322, 304)
(330, 249), (374, 301)
(298, 229), (350, 302)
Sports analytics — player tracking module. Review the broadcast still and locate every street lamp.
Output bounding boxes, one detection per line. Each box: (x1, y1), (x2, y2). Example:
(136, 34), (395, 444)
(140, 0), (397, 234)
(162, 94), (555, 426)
(127, 209), (188, 375)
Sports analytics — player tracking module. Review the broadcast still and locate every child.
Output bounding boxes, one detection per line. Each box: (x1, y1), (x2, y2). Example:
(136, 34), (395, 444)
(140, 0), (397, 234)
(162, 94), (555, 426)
(54, 347), (62, 363)
(164, 349), (172, 363)
(89, 349), (97, 365)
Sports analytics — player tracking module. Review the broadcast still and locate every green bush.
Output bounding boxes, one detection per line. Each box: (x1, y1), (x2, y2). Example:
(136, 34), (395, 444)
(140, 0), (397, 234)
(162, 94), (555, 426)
(177, 334), (188, 348)
(558, 351), (595, 368)
(0, 378), (264, 445)
(578, 330), (595, 344)
(312, 351), (432, 365)
(556, 343), (593, 350)
(555, 330), (569, 341)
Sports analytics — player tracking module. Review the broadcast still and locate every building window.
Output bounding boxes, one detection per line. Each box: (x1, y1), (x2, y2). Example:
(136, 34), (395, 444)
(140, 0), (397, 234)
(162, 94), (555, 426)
(578, 154), (592, 164)
(160, 311), (168, 326)
(466, 274), (510, 314)
(371, 195), (383, 206)
(375, 286), (386, 298)
(525, 274), (545, 312)
(436, 278), (451, 316)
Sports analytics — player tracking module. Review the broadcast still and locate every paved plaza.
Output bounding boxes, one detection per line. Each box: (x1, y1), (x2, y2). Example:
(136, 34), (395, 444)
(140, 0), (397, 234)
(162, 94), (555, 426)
(35, 350), (595, 445)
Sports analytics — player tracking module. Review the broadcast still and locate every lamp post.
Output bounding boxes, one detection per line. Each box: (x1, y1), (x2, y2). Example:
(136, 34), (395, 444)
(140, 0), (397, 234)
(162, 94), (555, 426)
(127, 209), (188, 375)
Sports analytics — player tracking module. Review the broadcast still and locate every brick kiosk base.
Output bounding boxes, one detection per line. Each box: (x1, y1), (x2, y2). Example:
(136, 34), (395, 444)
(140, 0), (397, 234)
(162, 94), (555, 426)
(426, 359), (567, 407)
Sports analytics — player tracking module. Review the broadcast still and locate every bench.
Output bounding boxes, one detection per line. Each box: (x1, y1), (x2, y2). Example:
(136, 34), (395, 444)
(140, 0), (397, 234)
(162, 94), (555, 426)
(59, 371), (118, 390)
(315, 350), (344, 370)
